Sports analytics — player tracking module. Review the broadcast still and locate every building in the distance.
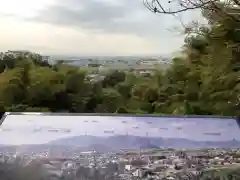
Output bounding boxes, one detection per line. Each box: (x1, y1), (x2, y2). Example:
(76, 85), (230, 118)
(41, 56), (50, 62)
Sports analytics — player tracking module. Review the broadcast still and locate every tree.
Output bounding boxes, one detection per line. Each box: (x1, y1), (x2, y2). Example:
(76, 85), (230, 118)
(0, 40), (238, 115)
(95, 88), (123, 113)
(102, 70), (126, 87)
(143, 0), (240, 23)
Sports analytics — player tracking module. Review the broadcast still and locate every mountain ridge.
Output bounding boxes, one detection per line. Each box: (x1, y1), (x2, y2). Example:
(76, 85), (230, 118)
(0, 135), (239, 154)
(48, 135), (240, 150)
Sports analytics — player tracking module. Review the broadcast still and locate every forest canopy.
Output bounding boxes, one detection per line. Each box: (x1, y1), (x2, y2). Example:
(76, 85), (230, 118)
(0, 2), (239, 116)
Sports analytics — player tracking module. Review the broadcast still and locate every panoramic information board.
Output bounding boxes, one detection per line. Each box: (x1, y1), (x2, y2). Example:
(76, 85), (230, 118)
(0, 113), (239, 180)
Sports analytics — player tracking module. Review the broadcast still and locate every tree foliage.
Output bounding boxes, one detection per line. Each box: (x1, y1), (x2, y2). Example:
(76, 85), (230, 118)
(0, 9), (239, 116)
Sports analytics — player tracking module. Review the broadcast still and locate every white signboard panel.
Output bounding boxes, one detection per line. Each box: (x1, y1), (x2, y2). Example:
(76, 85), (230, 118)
(0, 113), (239, 180)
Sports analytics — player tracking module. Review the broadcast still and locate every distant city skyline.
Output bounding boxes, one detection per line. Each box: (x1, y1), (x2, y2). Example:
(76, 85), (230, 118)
(0, 114), (239, 145)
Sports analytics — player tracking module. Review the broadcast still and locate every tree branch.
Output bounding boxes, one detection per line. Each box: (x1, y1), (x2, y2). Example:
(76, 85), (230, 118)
(143, 0), (215, 14)
(143, 0), (240, 23)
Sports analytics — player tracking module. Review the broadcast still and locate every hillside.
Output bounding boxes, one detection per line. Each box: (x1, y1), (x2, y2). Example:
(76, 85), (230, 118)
(0, 2), (239, 116)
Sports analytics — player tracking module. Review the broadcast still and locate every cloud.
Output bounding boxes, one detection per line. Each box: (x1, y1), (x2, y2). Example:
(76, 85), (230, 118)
(32, 0), (185, 38)
(0, 0), (204, 55)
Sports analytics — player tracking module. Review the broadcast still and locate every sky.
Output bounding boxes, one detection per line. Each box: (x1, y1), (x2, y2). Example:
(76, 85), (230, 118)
(0, 114), (239, 145)
(0, 0), (203, 56)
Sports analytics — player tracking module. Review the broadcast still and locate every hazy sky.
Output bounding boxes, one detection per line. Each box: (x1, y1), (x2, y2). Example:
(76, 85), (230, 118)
(0, 114), (239, 145)
(0, 0), (203, 56)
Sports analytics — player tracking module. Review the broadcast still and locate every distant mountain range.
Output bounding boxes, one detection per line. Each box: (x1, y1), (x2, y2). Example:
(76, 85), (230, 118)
(0, 135), (240, 154)
(48, 135), (240, 150)
(49, 135), (161, 149)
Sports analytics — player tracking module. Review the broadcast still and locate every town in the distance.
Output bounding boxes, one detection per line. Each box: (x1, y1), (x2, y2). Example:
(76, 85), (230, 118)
(0, 50), (173, 81)
(0, 146), (240, 180)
